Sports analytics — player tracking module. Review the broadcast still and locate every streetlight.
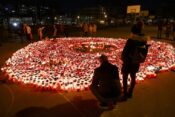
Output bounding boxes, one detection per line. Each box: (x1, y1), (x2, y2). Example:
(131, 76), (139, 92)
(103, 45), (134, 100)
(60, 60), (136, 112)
(77, 15), (80, 19)
(104, 14), (107, 18)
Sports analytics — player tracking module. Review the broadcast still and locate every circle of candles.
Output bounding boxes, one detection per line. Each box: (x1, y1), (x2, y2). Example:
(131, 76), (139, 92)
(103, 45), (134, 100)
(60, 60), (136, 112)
(1, 38), (175, 92)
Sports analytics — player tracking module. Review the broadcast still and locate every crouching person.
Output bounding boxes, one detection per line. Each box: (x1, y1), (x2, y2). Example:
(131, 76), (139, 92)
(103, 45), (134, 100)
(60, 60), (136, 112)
(90, 54), (121, 110)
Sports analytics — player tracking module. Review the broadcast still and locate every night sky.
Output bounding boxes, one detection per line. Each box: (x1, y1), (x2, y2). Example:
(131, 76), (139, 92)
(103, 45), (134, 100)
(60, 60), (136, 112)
(1, 0), (175, 15)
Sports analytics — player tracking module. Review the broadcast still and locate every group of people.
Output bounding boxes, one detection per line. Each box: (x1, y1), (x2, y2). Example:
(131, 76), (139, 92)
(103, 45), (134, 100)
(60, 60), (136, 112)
(80, 22), (97, 37)
(18, 23), (69, 43)
(20, 20), (148, 110)
(157, 20), (175, 40)
(37, 23), (69, 40)
(18, 23), (33, 43)
(18, 22), (97, 44)
(90, 18), (150, 110)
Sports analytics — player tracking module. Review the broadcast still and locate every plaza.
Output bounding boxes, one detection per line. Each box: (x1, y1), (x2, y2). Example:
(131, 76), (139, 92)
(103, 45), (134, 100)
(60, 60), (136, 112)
(1, 26), (175, 117)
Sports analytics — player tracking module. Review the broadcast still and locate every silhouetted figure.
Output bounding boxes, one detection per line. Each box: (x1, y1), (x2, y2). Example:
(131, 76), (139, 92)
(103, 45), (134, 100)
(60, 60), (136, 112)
(79, 23), (84, 36)
(82, 23), (89, 36)
(24, 24), (33, 42)
(121, 19), (149, 101)
(173, 22), (175, 40)
(43, 25), (51, 40)
(17, 23), (25, 43)
(53, 24), (57, 38)
(0, 25), (3, 46)
(165, 22), (171, 40)
(38, 25), (45, 40)
(88, 23), (93, 36)
(157, 20), (163, 39)
(90, 54), (121, 109)
(63, 25), (69, 37)
(92, 23), (97, 37)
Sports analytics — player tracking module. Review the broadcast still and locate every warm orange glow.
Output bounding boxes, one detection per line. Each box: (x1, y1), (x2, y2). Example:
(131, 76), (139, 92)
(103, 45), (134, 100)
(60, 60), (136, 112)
(1, 37), (175, 92)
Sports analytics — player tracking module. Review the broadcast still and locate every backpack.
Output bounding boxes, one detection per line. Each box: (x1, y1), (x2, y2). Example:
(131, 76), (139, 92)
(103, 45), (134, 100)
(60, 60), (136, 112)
(129, 44), (149, 64)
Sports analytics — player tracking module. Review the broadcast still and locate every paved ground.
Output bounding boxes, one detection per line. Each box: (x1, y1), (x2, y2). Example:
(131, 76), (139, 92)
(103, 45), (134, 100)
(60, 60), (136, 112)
(0, 26), (175, 117)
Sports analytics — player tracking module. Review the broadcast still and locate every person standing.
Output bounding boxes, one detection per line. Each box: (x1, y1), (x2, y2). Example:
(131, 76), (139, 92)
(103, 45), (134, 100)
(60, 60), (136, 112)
(25, 24), (33, 42)
(38, 25), (45, 40)
(121, 19), (149, 101)
(157, 20), (163, 39)
(90, 54), (121, 109)
(92, 23), (97, 37)
(88, 23), (93, 36)
(165, 22), (171, 40)
(172, 22), (175, 41)
(53, 24), (57, 38)
(18, 23), (26, 43)
(0, 25), (3, 46)
(83, 22), (89, 36)
(79, 23), (84, 36)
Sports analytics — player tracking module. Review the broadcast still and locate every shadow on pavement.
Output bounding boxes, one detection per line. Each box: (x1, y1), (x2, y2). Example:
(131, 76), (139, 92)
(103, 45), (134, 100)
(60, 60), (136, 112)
(0, 72), (7, 84)
(14, 99), (104, 117)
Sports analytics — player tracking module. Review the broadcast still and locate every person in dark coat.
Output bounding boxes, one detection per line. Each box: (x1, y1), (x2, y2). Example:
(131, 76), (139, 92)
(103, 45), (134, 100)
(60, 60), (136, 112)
(0, 25), (3, 46)
(165, 22), (171, 40)
(157, 20), (163, 39)
(90, 54), (121, 109)
(172, 22), (175, 40)
(18, 23), (25, 44)
(121, 19), (149, 101)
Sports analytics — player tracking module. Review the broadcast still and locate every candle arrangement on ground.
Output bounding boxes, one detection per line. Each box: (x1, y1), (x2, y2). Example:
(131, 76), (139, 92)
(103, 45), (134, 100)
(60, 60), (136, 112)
(1, 37), (175, 92)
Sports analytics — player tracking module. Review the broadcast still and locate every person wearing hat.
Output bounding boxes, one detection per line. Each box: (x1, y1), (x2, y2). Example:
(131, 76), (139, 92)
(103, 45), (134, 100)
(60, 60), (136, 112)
(90, 54), (121, 109)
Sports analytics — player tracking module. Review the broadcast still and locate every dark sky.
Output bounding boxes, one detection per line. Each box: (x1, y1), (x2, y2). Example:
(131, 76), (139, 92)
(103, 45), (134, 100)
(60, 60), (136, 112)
(59, 0), (98, 13)
(59, 0), (120, 13)
(52, 0), (175, 14)
(1, 0), (120, 13)
(1, 0), (175, 14)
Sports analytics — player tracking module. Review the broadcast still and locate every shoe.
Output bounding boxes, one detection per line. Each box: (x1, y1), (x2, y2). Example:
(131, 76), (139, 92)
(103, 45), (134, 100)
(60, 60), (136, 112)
(98, 103), (109, 110)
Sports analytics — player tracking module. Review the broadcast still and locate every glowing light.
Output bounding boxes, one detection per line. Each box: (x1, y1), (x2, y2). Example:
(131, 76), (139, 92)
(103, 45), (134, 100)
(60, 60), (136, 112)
(77, 16), (80, 19)
(13, 22), (18, 27)
(99, 20), (105, 24)
(1, 37), (175, 92)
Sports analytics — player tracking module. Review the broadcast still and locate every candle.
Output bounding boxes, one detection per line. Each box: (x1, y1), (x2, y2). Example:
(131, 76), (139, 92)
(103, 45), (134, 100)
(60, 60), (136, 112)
(1, 38), (175, 91)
